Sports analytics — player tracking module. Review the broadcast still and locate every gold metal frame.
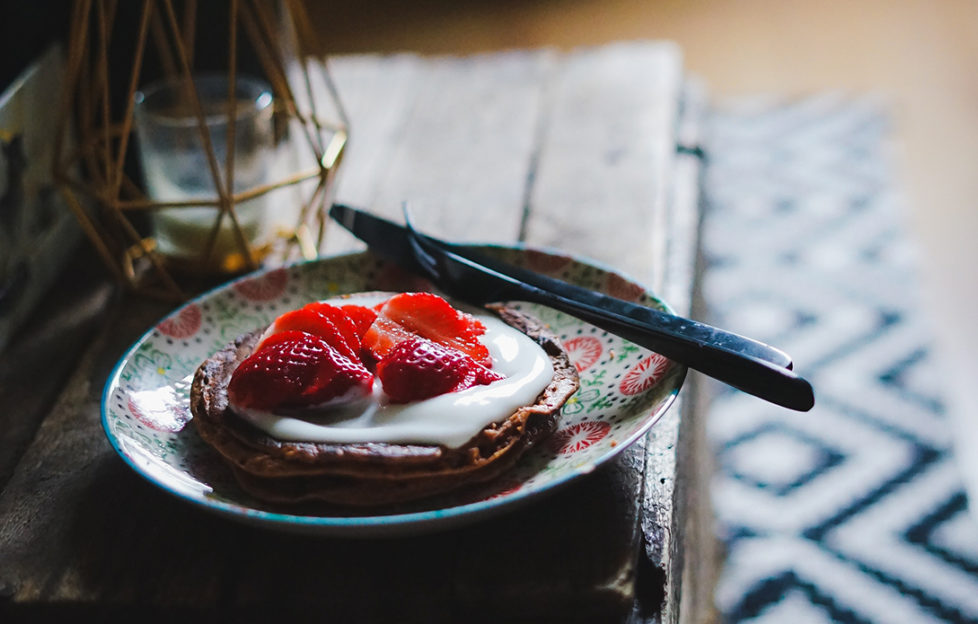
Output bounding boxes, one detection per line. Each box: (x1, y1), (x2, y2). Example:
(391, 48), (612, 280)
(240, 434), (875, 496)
(53, 0), (348, 300)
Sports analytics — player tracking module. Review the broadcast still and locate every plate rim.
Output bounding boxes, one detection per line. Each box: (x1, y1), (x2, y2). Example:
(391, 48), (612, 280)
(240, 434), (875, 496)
(100, 245), (686, 536)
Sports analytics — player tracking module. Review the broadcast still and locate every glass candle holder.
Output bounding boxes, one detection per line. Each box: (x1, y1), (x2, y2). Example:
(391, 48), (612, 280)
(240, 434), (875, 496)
(133, 73), (275, 272)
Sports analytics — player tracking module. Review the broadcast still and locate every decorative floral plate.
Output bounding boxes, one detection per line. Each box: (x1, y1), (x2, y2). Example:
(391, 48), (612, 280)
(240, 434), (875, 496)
(102, 247), (686, 536)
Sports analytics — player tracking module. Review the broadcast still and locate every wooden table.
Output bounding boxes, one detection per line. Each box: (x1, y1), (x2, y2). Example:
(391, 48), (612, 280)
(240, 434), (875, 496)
(0, 42), (712, 623)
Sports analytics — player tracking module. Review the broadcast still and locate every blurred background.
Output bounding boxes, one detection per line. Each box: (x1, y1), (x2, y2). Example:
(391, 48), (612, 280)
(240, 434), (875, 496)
(304, 0), (978, 503)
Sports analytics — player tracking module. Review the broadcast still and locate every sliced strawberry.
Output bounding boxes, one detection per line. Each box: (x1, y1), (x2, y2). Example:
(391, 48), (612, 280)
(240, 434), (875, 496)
(302, 302), (362, 352)
(340, 304), (377, 338)
(229, 333), (373, 410)
(369, 292), (491, 366)
(379, 292), (485, 340)
(361, 314), (421, 364)
(258, 307), (358, 362)
(252, 329), (317, 351)
(376, 336), (504, 404)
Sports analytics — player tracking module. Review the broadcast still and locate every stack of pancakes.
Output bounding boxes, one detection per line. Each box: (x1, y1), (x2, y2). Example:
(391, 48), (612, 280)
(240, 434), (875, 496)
(190, 301), (580, 507)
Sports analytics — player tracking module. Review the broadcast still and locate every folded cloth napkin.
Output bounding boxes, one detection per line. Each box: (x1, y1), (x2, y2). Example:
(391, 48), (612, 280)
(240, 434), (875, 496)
(702, 94), (978, 623)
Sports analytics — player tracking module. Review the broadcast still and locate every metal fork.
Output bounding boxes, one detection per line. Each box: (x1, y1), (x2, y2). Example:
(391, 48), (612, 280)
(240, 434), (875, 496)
(401, 208), (815, 412)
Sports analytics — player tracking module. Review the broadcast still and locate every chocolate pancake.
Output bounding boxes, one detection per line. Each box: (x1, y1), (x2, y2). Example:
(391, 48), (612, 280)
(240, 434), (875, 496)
(190, 295), (580, 507)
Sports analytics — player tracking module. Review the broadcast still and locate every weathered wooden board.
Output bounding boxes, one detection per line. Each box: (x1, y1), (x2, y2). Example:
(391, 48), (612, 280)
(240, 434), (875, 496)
(0, 248), (114, 489)
(652, 80), (714, 624)
(0, 42), (699, 623)
(359, 50), (556, 241)
(521, 41), (688, 621)
(325, 53), (427, 242)
(525, 41), (683, 286)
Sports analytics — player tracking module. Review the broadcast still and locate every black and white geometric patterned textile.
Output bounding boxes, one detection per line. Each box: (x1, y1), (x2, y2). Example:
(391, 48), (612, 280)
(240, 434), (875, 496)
(702, 94), (978, 623)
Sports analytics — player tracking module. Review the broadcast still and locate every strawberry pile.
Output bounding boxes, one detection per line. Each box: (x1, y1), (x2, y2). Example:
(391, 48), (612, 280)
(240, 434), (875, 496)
(228, 293), (504, 411)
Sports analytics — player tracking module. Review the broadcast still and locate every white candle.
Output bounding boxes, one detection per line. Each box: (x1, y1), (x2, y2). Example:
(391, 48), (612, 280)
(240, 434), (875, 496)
(134, 73), (275, 270)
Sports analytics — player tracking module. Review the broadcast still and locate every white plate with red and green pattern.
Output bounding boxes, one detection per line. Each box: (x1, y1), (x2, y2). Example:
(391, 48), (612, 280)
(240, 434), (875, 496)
(101, 247), (686, 536)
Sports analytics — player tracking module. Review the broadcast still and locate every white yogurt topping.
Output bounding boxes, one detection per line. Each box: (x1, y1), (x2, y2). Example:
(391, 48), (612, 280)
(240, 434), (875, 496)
(233, 298), (554, 449)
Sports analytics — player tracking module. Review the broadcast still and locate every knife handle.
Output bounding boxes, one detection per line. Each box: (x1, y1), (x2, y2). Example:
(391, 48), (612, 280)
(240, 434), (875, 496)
(512, 283), (815, 412)
(450, 243), (794, 370)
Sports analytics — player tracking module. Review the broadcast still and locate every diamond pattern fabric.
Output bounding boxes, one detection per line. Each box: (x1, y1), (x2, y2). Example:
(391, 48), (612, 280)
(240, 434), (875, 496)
(703, 94), (978, 623)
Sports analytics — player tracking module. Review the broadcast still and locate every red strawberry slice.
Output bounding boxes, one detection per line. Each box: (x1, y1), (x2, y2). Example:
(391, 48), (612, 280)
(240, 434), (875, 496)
(361, 315), (418, 367)
(340, 304), (377, 338)
(364, 292), (491, 366)
(229, 333), (373, 410)
(376, 336), (504, 404)
(252, 329), (316, 351)
(302, 302), (362, 351)
(258, 307), (359, 362)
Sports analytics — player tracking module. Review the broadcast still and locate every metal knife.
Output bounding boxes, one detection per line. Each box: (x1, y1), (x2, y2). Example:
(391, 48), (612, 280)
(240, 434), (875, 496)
(329, 203), (815, 411)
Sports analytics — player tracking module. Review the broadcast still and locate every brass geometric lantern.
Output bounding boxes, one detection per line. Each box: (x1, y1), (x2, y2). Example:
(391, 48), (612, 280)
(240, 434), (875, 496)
(53, 0), (348, 301)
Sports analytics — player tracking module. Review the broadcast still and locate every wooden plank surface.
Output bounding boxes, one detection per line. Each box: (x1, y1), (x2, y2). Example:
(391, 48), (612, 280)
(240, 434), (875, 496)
(654, 81), (713, 624)
(355, 50), (555, 240)
(0, 42), (693, 623)
(525, 41), (683, 284)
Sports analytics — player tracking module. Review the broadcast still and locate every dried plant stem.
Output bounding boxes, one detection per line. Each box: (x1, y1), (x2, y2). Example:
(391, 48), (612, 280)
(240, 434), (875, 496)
(53, 0), (348, 301)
